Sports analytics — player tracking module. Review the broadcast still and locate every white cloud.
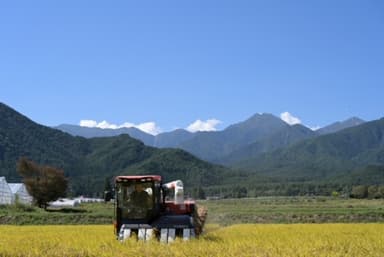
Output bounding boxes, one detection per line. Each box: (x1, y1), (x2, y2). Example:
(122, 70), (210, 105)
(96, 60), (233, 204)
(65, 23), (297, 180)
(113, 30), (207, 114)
(79, 120), (98, 127)
(309, 125), (321, 131)
(135, 122), (162, 135)
(119, 122), (135, 128)
(280, 112), (302, 125)
(186, 119), (221, 132)
(97, 120), (118, 129)
(79, 120), (162, 135)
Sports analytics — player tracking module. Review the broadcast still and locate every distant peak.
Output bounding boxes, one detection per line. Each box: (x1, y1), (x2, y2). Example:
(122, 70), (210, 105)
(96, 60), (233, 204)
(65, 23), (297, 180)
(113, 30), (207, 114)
(317, 116), (366, 135)
(345, 117), (365, 124)
(248, 112), (277, 120)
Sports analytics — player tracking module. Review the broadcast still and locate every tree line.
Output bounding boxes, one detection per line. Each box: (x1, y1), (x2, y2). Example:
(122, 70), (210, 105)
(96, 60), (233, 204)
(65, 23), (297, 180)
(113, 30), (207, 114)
(193, 183), (384, 199)
(350, 185), (384, 199)
(15, 157), (384, 207)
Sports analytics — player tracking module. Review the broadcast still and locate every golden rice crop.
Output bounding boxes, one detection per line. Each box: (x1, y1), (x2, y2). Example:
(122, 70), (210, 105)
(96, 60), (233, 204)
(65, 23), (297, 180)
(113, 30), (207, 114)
(0, 224), (383, 257)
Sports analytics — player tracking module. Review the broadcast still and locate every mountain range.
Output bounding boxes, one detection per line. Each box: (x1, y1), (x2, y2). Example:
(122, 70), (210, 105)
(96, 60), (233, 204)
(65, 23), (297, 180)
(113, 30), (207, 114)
(236, 118), (384, 178)
(0, 102), (230, 196)
(56, 115), (366, 165)
(55, 113), (384, 186)
(2, 101), (383, 197)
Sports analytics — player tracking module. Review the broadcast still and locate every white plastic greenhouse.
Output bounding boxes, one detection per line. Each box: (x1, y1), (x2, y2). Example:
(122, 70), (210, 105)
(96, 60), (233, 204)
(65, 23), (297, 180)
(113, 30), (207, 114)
(0, 177), (32, 205)
(9, 183), (33, 204)
(0, 177), (13, 205)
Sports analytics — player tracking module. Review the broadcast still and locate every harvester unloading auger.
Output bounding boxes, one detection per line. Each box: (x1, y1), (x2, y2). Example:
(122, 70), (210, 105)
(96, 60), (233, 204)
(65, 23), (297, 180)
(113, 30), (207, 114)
(114, 175), (208, 242)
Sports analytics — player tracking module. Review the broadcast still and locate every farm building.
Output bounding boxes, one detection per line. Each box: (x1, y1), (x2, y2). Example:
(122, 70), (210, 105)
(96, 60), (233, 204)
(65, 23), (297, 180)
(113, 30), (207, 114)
(0, 177), (13, 205)
(0, 177), (33, 205)
(8, 183), (33, 204)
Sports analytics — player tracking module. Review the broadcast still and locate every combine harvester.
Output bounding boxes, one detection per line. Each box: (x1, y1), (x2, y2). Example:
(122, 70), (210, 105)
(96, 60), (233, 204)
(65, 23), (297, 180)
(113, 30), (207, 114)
(114, 175), (207, 242)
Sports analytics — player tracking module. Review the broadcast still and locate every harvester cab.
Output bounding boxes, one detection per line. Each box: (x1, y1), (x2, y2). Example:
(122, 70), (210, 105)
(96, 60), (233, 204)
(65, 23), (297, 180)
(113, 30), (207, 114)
(115, 175), (161, 225)
(114, 175), (207, 242)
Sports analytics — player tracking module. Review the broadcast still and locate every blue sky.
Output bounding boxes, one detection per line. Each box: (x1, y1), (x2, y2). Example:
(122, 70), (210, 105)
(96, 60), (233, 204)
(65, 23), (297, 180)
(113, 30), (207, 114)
(1, 0), (383, 134)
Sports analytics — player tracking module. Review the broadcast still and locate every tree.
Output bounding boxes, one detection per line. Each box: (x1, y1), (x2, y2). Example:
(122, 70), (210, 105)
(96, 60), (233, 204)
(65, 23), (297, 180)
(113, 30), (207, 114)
(350, 185), (368, 199)
(103, 177), (113, 202)
(331, 191), (340, 197)
(367, 185), (378, 199)
(378, 186), (384, 198)
(233, 186), (248, 198)
(17, 157), (68, 209)
(188, 186), (206, 199)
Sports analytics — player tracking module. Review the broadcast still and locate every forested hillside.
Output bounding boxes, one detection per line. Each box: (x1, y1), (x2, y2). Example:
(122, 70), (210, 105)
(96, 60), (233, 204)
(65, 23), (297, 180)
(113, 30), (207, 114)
(0, 103), (231, 196)
(235, 118), (384, 179)
(2, 102), (383, 198)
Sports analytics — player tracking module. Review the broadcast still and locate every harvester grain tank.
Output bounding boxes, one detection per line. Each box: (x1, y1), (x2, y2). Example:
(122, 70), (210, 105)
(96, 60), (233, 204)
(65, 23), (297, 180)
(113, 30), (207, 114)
(114, 175), (207, 242)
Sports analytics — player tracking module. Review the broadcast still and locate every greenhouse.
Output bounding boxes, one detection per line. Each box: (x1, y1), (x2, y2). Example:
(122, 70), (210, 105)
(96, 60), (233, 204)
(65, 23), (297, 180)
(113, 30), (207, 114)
(0, 177), (32, 205)
(9, 183), (33, 204)
(0, 177), (13, 205)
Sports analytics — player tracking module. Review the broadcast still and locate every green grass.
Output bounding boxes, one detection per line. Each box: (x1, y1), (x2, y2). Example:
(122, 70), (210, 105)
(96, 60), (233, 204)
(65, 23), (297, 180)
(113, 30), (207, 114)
(1, 197), (384, 225)
(200, 196), (384, 225)
(0, 202), (114, 225)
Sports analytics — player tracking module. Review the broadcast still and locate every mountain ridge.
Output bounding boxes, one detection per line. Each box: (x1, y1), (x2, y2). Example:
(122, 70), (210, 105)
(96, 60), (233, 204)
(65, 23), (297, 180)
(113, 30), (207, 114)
(234, 117), (384, 179)
(0, 102), (230, 196)
(56, 114), (366, 141)
(217, 123), (317, 165)
(2, 101), (382, 198)
(56, 113), (368, 164)
(317, 117), (365, 135)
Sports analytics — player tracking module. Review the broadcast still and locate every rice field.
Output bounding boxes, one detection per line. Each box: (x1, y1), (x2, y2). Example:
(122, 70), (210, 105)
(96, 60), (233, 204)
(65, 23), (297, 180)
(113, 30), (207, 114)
(0, 223), (383, 257)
